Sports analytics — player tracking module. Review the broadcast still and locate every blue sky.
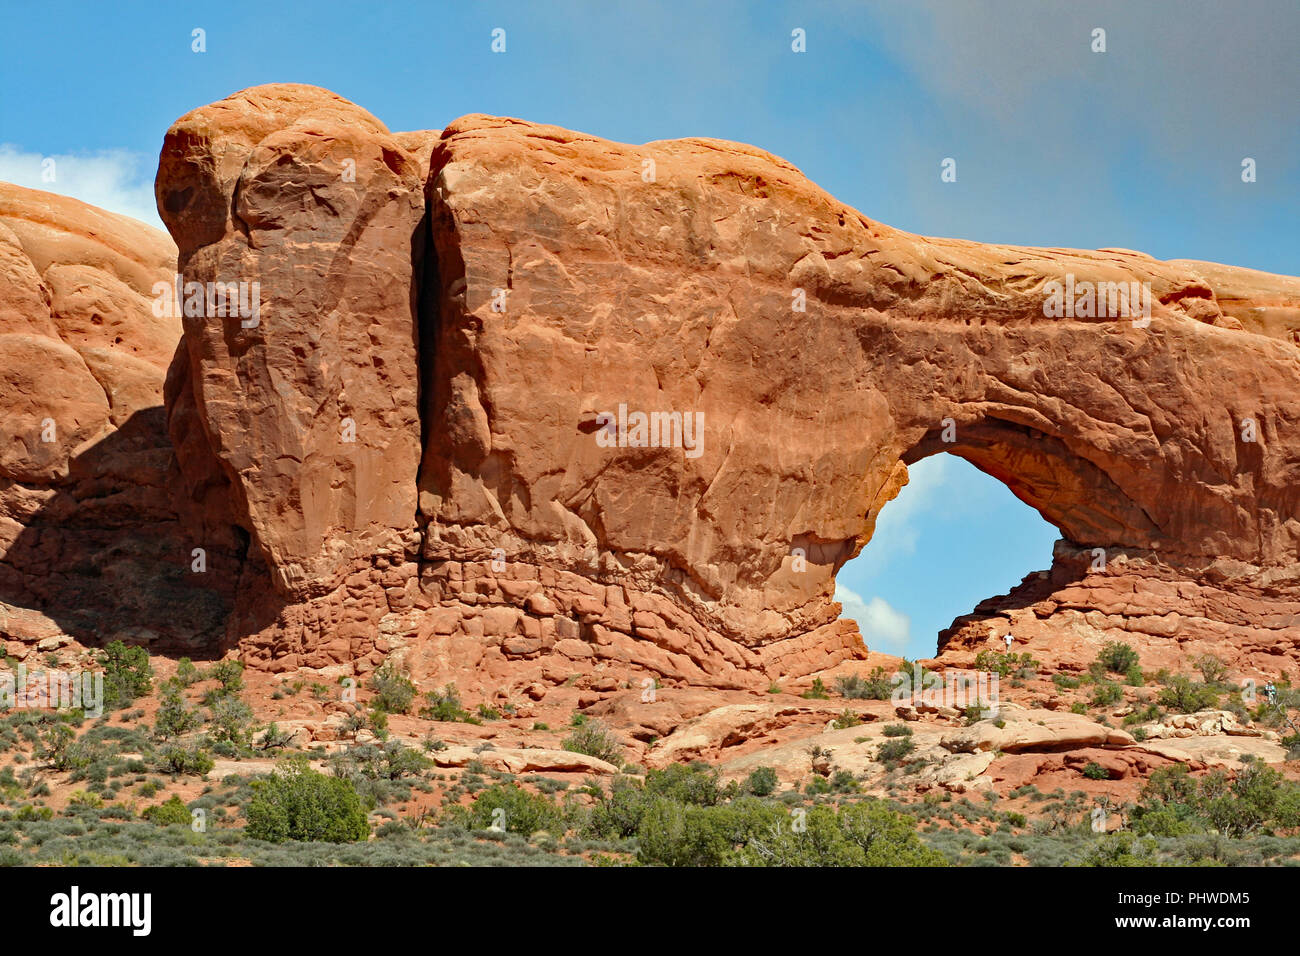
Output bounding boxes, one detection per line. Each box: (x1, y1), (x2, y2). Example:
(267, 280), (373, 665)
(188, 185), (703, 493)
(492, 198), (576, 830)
(1, 0), (1295, 659)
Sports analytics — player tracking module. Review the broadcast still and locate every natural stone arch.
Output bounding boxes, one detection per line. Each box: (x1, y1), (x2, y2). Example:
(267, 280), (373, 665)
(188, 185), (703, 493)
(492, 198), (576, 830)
(900, 414), (1157, 555)
(146, 85), (1300, 684)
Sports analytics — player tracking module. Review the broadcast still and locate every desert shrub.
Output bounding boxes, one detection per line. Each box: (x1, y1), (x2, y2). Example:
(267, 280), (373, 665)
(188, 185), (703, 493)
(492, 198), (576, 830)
(66, 790), (102, 809)
(1075, 831), (1162, 867)
(368, 661), (416, 715)
(445, 782), (563, 836)
(99, 641), (152, 709)
(37, 724), (101, 773)
(877, 738), (916, 767)
(1194, 654), (1229, 686)
(1158, 676), (1220, 714)
(1129, 762), (1300, 839)
(1090, 682), (1123, 707)
(562, 720), (622, 765)
(256, 722), (295, 752)
(156, 744), (214, 777)
(645, 763), (721, 806)
(831, 709), (862, 730)
(1081, 762), (1110, 780)
(175, 658), (201, 687)
(636, 797), (777, 866)
(332, 740), (431, 781)
(882, 723), (913, 737)
(141, 795), (191, 826)
(650, 799), (950, 867)
(1097, 641), (1139, 675)
(805, 776), (832, 795)
(585, 775), (652, 839)
(153, 681), (201, 742)
(835, 668), (893, 700)
(801, 677), (830, 700)
(1052, 673), (1081, 690)
(245, 757), (369, 843)
(742, 766), (779, 797)
(974, 650), (1037, 678)
(207, 696), (254, 749)
(209, 660), (245, 694)
(419, 684), (472, 722)
(830, 770), (859, 793)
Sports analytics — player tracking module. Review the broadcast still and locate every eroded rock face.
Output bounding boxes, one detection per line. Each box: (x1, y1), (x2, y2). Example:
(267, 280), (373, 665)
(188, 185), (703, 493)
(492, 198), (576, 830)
(5, 82), (1299, 689)
(0, 183), (239, 655)
(156, 85), (427, 596)
(415, 110), (1300, 683)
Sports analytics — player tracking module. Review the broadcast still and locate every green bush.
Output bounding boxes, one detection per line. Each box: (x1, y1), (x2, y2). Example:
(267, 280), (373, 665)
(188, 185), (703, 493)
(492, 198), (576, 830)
(1158, 675), (1220, 714)
(882, 723), (913, 737)
(835, 668), (893, 700)
(586, 775), (652, 839)
(141, 795), (191, 826)
(724, 800), (946, 867)
(877, 738), (915, 767)
(801, 677), (830, 700)
(1129, 762), (1300, 839)
(209, 660), (244, 692)
(830, 709), (863, 730)
(246, 757), (369, 843)
(562, 720), (622, 765)
(208, 696), (254, 749)
(974, 650), (1037, 678)
(175, 658), (201, 687)
(1090, 682), (1123, 707)
(1081, 762), (1110, 780)
(1194, 654), (1229, 686)
(1075, 831), (1162, 867)
(637, 797), (776, 866)
(419, 684), (472, 722)
(446, 782), (563, 836)
(154, 681), (201, 742)
(99, 641), (152, 709)
(156, 744), (214, 777)
(646, 763), (721, 806)
(368, 661), (416, 715)
(743, 766), (779, 797)
(1097, 641), (1140, 675)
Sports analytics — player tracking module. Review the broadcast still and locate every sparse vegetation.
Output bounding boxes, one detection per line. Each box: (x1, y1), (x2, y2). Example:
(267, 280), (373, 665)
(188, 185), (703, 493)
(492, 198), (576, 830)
(1097, 641), (1139, 676)
(245, 757), (370, 844)
(562, 720), (622, 765)
(836, 668), (893, 701)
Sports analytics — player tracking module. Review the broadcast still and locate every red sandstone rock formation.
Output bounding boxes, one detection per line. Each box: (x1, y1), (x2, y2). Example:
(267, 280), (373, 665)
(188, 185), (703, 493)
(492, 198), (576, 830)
(4, 82), (1300, 690)
(0, 184), (239, 654)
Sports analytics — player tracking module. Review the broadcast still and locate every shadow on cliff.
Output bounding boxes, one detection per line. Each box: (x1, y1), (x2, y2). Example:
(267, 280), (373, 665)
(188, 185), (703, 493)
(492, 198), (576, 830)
(0, 406), (245, 659)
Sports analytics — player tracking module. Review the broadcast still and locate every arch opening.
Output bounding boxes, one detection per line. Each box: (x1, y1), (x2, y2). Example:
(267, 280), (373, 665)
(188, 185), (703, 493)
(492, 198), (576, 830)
(835, 452), (1061, 661)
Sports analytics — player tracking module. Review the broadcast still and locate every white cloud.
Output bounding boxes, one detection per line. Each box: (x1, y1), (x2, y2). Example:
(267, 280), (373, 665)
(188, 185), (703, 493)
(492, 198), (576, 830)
(835, 582), (910, 653)
(0, 145), (164, 231)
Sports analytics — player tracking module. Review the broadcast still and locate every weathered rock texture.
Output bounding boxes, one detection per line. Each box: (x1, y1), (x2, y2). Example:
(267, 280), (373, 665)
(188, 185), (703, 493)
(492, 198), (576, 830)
(4, 82), (1300, 689)
(0, 183), (239, 654)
